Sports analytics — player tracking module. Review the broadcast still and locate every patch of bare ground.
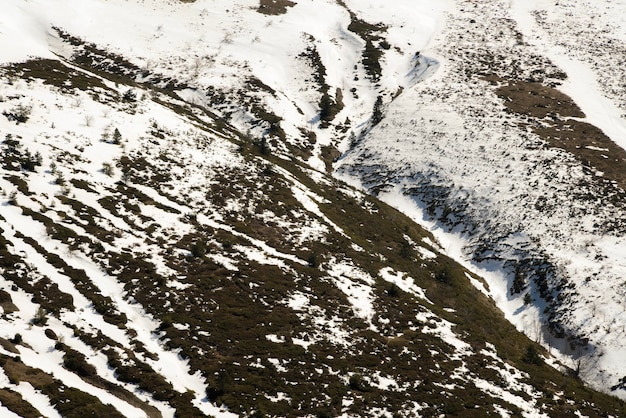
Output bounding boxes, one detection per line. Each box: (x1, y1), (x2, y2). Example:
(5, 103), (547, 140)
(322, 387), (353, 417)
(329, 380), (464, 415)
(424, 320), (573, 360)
(257, 0), (296, 15)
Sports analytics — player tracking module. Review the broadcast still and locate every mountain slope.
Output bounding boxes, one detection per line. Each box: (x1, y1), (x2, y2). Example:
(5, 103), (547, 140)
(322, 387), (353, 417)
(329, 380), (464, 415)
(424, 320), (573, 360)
(0, 0), (626, 417)
(337, 0), (626, 399)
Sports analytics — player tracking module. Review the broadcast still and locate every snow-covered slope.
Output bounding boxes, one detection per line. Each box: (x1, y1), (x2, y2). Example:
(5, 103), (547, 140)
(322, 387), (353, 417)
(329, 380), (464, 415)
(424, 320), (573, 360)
(338, 0), (626, 399)
(1, 0), (626, 417)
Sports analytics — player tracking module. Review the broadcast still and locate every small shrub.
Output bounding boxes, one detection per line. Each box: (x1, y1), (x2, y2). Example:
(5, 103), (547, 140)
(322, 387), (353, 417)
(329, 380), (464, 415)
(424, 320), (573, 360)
(523, 344), (543, 365)
(386, 283), (400, 297)
(102, 163), (114, 177)
(20, 150), (42, 172)
(62, 346), (97, 377)
(372, 96), (384, 125)
(254, 137), (271, 155)
(31, 307), (48, 326)
(435, 265), (453, 285)
(399, 241), (411, 258)
(190, 240), (206, 258)
(307, 253), (319, 268)
(348, 373), (369, 392)
(523, 293), (532, 305)
(122, 89), (136, 102)
(3, 104), (32, 124)
(8, 191), (17, 205)
(112, 128), (122, 144)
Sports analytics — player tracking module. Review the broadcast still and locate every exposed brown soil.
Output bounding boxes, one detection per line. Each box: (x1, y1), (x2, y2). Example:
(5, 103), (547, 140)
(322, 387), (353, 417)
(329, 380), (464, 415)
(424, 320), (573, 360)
(257, 0), (296, 15)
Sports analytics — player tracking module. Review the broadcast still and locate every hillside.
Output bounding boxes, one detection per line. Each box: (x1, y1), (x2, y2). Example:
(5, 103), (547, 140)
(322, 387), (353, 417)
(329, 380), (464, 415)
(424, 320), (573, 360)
(0, 0), (625, 417)
(337, 0), (626, 399)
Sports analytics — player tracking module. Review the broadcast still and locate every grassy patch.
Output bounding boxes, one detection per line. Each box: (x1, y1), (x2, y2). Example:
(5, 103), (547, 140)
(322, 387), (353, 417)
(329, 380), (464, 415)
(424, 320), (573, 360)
(3, 59), (108, 93)
(257, 0), (296, 15)
(0, 388), (42, 418)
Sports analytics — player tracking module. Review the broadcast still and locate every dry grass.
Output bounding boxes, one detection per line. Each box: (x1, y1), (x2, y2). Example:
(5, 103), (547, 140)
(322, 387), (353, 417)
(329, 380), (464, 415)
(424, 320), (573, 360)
(257, 0), (296, 15)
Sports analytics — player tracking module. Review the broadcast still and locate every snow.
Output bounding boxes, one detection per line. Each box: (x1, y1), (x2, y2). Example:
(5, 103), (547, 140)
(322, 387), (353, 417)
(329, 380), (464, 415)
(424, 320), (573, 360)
(414, 311), (472, 358)
(1, 0), (625, 413)
(379, 267), (432, 304)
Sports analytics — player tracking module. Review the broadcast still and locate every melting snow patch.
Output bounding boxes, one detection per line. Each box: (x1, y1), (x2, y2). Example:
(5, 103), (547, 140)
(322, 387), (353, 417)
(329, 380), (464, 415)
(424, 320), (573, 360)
(473, 377), (547, 418)
(284, 291), (351, 348)
(291, 337), (314, 350)
(584, 145), (609, 152)
(422, 237), (444, 252)
(369, 371), (400, 391)
(208, 253), (239, 271)
(265, 334), (286, 344)
(286, 292), (310, 311)
(416, 246), (437, 260)
(268, 358), (288, 373)
(172, 322), (190, 331)
(415, 311), (472, 358)
(327, 259), (377, 329)
(167, 280), (192, 290)
(493, 404), (513, 418)
(15, 382), (63, 418)
(379, 267), (432, 304)
(465, 272), (490, 297)
(234, 245), (288, 268)
(267, 392), (291, 403)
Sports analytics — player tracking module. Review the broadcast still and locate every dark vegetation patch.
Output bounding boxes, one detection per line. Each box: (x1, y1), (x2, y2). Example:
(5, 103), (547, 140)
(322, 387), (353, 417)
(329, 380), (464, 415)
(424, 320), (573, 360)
(0, 387), (43, 418)
(5, 175), (31, 196)
(3, 58), (109, 95)
(0, 228), (74, 316)
(70, 178), (98, 193)
(133, 150), (626, 415)
(246, 76), (276, 96)
(53, 28), (189, 94)
(496, 80), (584, 119)
(68, 327), (196, 417)
(56, 195), (118, 243)
(0, 289), (18, 314)
(114, 183), (181, 215)
(257, 0), (296, 15)
(320, 144), (341, 172)
(249, 104), (286, 142)
(0, 337), (19, 354)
